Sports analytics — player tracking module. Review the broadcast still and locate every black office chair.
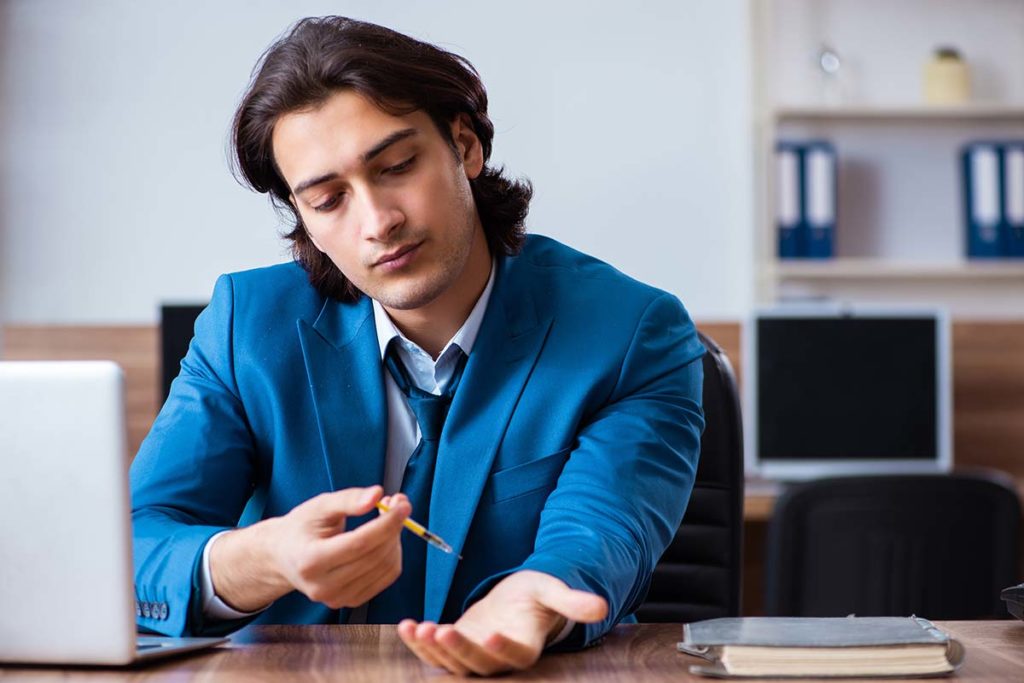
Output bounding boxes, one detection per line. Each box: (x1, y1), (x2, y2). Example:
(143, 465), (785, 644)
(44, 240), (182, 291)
(637, 331), (744, 622)
(159, 303), (207, 403)
(765, 472), (1022, 619)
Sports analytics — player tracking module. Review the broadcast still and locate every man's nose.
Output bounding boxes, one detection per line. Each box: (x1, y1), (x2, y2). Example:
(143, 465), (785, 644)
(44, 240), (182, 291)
(359, 188), (404, 241)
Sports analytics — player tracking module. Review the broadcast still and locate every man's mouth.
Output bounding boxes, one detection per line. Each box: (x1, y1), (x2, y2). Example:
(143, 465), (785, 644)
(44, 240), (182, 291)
(374, 241), (423, 267)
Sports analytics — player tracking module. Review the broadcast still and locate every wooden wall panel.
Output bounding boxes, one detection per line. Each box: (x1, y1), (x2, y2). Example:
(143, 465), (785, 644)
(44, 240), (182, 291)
(3, 326), (159, 458)
(696, 322), (742, 389)
(951, 322), (1024, 474)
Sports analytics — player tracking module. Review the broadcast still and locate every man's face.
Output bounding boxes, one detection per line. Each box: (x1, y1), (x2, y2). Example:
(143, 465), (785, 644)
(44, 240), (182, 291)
(272, 90), (485, 310)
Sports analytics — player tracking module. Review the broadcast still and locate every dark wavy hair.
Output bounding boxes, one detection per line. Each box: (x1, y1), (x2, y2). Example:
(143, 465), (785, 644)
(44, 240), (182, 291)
(231, 16), (532, 302)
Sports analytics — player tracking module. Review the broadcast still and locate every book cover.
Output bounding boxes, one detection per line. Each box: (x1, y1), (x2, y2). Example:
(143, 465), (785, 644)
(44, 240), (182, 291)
(1004, 144), (1024, 257)
(962, 143), (1005, 258)
(776, 143), (803, 259)
(803, 142), (836, 259)
(678, 616), (964, 678)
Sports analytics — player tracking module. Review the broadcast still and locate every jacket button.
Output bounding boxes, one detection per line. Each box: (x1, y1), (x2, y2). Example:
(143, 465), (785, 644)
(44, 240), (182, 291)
(135, 602), (142, 617)
(142, 602), (151, 618)
(159, 603), (169, 620)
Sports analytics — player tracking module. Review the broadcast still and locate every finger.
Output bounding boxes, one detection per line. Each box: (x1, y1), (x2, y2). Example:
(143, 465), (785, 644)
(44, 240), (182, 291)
(325, 536), (402, 606)
(310, 486), (384, 527)
(378, 493), (408, 511)
(397, 620), (447, 670)
(298, 498), (407, 583)
(414, 622), (470, 675)
(299, 506), (406, 581)
(535, 582), (608, 624)
(483, 631), (541, 670)
(318, 496), (410, 559)
(397, 619), (417, 641)
(318, 507), (402, 582)
(435, 624), (510, 675)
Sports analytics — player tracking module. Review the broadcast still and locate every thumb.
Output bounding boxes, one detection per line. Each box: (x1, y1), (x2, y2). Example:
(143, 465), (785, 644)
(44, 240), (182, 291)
(535, 580), (609, 624)
(316, 485), (382, 525)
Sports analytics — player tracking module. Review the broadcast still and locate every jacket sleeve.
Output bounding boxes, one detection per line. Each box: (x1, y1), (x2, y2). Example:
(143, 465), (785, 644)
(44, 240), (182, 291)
(130, 274), (261, 637)
(465, 292), (705, 648)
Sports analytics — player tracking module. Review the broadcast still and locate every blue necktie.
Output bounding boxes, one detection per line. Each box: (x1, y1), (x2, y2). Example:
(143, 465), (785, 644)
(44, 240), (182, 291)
(366, 344), (468, 623)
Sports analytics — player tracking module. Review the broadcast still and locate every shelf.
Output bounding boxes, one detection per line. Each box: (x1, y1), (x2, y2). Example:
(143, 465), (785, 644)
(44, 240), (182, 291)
(773, 104), (1024, 122)
(775, 259), (1024, 280)
(754, 0), (1024, 316)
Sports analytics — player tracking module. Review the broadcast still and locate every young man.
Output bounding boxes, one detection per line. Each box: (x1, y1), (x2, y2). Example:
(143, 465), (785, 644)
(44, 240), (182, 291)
(130, 16), (705, 676)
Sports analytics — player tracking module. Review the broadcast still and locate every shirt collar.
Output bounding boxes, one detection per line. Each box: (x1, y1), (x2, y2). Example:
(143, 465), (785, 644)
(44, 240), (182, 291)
(372, 259), (496, 361)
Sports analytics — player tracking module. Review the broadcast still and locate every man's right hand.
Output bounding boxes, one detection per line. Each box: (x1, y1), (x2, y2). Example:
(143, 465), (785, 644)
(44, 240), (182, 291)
(209, 485), (410, 612)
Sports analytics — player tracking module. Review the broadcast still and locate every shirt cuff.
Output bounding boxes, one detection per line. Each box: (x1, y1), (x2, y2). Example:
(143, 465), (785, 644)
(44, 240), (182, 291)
(200, 530), (267, 620)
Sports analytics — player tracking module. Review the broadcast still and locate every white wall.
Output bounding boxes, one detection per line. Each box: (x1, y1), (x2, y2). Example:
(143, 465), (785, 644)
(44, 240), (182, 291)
(0, 0), (754, 326)
(769, 0), (1024, 107)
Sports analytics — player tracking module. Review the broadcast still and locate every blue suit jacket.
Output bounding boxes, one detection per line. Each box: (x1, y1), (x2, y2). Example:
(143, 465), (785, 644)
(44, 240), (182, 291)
(130, 235), (705, 645)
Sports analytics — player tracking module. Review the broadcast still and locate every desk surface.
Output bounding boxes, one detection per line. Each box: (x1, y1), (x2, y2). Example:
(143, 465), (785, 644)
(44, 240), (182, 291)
(2, 621), (1022, 681)
(745, 490), (777, 521)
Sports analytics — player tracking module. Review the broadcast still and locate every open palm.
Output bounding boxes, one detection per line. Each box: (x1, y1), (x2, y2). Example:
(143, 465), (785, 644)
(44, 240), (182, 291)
(397, 569), (608, 675)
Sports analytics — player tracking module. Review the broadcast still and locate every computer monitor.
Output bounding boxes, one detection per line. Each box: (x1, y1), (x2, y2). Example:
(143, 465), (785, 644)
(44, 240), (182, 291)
(744, 305), (952, 480)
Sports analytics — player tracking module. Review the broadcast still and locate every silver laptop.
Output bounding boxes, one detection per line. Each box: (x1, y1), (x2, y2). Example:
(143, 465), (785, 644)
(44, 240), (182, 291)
(0, 361), (226, 665)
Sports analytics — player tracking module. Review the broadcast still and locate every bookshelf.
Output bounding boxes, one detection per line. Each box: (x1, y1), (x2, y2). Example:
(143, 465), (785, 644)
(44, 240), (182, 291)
(752, 0), (1024, 317)
(774, 258), (1024, 280)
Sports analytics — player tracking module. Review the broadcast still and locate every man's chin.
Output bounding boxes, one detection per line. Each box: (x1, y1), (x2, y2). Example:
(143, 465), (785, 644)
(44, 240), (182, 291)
(369, 281), (447, 312)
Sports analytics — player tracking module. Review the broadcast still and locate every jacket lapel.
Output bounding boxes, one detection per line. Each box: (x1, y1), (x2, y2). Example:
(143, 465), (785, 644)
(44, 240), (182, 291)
(423, 260), (553, 622)
(297, 297), (387, 626)
(297, 296), (387, 517)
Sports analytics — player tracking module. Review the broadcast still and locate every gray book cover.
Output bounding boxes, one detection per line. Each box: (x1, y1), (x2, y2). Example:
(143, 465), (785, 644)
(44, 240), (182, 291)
(682, 616), (949, 648)
(678, 617), (964, 679)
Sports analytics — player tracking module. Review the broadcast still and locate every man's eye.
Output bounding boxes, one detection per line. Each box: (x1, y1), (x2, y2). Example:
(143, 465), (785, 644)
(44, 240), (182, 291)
(385, 156), (416, 175)
(313, 193), (343, 213)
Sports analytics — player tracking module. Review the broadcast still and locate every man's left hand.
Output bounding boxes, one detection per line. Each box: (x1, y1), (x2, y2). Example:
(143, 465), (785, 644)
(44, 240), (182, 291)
(397, 569), (608, 676)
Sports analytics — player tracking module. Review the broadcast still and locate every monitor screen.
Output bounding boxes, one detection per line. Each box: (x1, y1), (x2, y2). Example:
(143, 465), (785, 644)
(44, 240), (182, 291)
(745, 307), (951, 479)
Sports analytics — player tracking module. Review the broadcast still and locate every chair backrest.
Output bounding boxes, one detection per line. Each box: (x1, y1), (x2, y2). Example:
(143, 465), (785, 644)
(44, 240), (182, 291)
(160, 304), (206, 402)
(637, 331), (744, 622)
(765, 472), (1022, 619)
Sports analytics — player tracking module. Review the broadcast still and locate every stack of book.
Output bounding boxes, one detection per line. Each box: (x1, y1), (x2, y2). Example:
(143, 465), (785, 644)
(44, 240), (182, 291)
(678, 616), (964, 678)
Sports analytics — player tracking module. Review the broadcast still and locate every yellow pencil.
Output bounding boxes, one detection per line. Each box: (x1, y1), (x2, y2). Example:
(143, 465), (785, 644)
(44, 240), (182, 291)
(375, 501), (461, 559)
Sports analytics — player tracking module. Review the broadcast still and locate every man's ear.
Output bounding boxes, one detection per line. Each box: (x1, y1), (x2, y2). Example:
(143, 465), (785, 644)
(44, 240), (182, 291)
(450, 113), (484, 180)
(290, 195), (325, 253)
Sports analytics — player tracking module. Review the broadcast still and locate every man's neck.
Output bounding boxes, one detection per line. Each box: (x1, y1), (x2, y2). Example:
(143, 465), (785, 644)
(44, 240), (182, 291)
(384, 229), (492, 359)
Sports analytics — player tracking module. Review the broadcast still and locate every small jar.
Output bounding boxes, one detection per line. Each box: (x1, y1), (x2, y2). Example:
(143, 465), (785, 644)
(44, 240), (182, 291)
(923, 47), (970, 105)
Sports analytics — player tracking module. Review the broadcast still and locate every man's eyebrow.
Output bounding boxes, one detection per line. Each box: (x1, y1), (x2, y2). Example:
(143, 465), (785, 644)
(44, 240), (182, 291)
(361, 127), (418, 164)
(292, 172), (339, 197)
(291, 128), (419, 197)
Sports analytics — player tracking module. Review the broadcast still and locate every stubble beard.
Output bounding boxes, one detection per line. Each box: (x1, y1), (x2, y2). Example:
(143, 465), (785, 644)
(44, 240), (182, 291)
(366, 221), (475, 312)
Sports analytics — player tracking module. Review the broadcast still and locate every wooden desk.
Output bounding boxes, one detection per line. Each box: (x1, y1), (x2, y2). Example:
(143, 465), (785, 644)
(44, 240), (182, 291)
(2, 622), (1022, 681)
(745, 490), (777, 522)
